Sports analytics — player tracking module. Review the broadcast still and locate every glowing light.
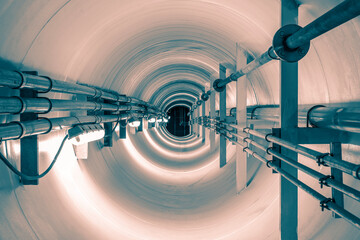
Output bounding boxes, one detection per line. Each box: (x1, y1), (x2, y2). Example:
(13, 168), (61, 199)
(148, 116), (156, 123)
(156, 118), (163, 123)
(163, 118), (168, 123)
(68, 124), (105, 145)
(129, 118), (141, 127)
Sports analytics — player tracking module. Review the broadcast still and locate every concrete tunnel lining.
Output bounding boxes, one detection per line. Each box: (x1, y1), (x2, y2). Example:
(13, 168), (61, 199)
(0, 0), (359, 239)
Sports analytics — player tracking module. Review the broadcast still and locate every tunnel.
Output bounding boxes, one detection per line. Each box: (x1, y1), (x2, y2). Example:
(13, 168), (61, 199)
(0, 0), (360, 239)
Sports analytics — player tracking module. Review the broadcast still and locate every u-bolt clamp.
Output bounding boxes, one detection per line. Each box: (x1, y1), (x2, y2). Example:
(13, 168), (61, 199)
(319, 175), (333, 188)
(316, 153), (330, 167)
(320, 198), (333, 212)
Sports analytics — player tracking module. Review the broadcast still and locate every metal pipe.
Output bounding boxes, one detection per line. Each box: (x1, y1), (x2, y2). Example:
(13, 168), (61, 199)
(0, 69), (130, 102)
(213, 0), (360, 91)
(244, 128), (360, 179)
(213, 105), (360, 134)
(286, 0), (360, 50)
(269, 149), (360, 202)
(0, 112), (145, 140)
(0, 97), (132, 114)
(243, 147), (360, 230)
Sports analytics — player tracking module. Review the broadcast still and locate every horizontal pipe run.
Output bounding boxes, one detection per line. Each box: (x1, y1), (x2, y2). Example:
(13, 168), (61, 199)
(214, 0), (360, 91)
(244, 128), (360, 179)
(0, 112), (147, 140)
(0, 97), (132, 114)
(0, 69), (162, 115)
(243, 147), (360, 229)
(269, 149), (360, 202)
(286, 0), (360, 50)
(215, 48), (275, 89)
(0, 69), (129, 102)
(208, 121), (360, 202)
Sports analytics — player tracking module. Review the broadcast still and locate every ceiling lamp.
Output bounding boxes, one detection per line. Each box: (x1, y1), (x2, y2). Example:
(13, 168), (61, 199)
(68, 124), (105, 145)
(157, 117), (163, 123)
(128, 118), (141, 127)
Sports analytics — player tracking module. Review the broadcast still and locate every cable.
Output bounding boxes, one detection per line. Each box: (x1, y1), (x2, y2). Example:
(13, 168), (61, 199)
(111, 121), (119, 133)
(0, 134), (68, 180)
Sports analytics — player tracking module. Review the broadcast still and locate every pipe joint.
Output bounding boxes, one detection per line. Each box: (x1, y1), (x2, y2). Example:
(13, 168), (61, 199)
(272, 24), (310, 62)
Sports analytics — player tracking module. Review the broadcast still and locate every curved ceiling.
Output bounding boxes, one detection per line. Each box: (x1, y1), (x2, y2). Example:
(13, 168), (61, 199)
(0, 0), (359, 239)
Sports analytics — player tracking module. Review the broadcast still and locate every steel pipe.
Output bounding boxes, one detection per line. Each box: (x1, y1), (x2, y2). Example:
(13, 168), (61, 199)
(269, 149), (360, 202)
(0, 112), (145, 140)
(0, 97), (133, 114)
(211, 105), (360, 134)
(243, 128), (360, 179)
(202, 121), (360, 202)
(213, 0), (360, 92)
(0, 69), (162, 114)
(286, 0), (360, 50)
(239, 147), (360, 230)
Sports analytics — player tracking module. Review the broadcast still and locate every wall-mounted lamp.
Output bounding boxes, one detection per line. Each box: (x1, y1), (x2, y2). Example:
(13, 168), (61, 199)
(148, 116), (156, 123)
(163, 118), (168, 123)
(157, 117), (163, 123)
(68, 124), (105, 145)
(128, 118), (141, 127)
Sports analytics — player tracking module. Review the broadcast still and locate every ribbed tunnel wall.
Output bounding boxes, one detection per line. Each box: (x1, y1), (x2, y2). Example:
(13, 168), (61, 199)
(0, 0), (359, 239)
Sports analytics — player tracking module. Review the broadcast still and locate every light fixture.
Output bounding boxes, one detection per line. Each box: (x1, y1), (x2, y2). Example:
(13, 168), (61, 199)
(163, 118), (168, 123)
(156, 117), (163, 123)
(128, 118), (141, 127)
(148, 116), (156, 123)
(68, 124), (105, 145)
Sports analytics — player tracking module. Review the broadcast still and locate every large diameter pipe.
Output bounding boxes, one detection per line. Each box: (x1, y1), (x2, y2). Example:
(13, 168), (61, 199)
(213, 0), (360, 91)
(286, 0), (360, 50)
(0, 97), (132, 113)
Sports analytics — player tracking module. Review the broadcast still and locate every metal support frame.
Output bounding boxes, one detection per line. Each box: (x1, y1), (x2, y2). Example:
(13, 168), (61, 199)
(103, 100), (113, 147)
(119, 120), (127, 139)
(201, 101), (205, 143)
(219, 64), (227, 168)
(330, 142), (344, 218)
(20, 88), (38, 185)
(236, 45), (248, 192)
(210, 79), (216, 149)
(279, 1), (298, 239)
(213, 0), (360, 92)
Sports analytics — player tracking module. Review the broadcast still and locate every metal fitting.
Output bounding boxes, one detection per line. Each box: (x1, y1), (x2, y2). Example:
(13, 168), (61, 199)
(213, 79), (226, 92)
(272, 24), (310, 62)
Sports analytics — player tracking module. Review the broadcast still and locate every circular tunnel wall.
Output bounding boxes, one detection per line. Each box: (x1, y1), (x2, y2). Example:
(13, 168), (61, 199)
(0, 0), (359, 239)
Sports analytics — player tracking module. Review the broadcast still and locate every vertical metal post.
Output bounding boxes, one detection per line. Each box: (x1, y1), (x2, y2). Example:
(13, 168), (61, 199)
(72, 95), (88, 159)
(330, 142), (344, 218)
(197, 107), (200, 137)
(20, 88), (38, 185)
(219, 64), (227, 168)
(119, 120), (127, 139)
(193, 108), (197, 136)
(210, 80), (216, 149)
(138, 118), (143, 132)
(202, 101), (206, 143)
(236, 45), (248, 191)
(103, 100), (113, 147)
(280, 1), (299, 239)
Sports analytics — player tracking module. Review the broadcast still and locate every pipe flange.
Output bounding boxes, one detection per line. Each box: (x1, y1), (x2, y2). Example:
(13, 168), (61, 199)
(197, 100), (202, 106)
(36, 97), (53, 114)
(272, 24), (310, 63)
(9, 121), (26, 140)
(306, 105), (326, 128)
(12, 96), (26, 114)
(201, 93), (209, 102)
(12, 71), (27, 89)
(38, 117), (53, 135)
(37, 76), (53, 93)
(213, 79), (226, 92)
